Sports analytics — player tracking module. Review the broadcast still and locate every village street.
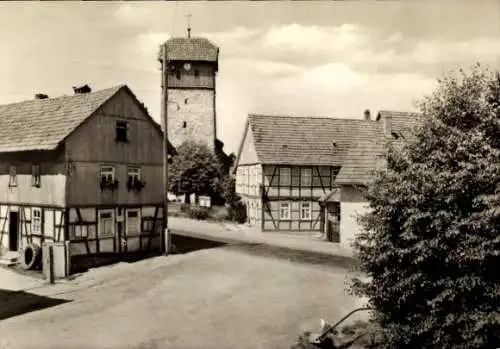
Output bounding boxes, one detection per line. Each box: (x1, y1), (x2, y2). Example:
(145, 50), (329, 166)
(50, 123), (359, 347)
(0, 237), (368, 349)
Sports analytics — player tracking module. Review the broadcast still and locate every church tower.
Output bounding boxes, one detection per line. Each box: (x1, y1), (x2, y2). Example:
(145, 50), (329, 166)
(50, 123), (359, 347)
(158, 22), (219, 151)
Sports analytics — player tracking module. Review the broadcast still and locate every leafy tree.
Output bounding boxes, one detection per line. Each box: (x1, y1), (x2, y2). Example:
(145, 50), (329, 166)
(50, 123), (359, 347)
(351, 65), (500, 349)
(168, 141), (222, 200)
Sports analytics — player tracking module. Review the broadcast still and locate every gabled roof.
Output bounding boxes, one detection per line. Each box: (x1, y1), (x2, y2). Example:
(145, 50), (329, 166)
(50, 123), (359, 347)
(234, 110), (424, 186)
(235, 114), (382, 167)
(336, 111), (424, 185)
(0, 85), (176, 154)
(159, 37), (219, 63)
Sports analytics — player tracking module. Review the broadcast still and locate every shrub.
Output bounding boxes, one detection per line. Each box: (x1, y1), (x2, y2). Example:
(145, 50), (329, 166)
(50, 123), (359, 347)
(186, 206), (210, 220)
(351, 65), (500, 349)
(227, 200), (247, 224)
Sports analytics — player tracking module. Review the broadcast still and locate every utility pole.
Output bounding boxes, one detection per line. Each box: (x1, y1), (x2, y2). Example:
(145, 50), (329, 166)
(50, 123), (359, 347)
(161, 43), (171, 256)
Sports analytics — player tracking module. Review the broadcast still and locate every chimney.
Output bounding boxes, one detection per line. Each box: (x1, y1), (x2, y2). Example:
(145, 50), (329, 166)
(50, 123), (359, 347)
(383, 115), (392, 136)
(72, 84), (92, 94)
(363, 109), (371, 120)
(34, 93), (49, 100)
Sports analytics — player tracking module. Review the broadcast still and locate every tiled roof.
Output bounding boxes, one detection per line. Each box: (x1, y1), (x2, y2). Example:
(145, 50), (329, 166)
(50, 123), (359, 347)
(334, 139), (387, 185)
(0, 86), (123, 153)
(236, 111), (424, 186)
(336, 111), (425, 185)
(377, 110), (425, 137)
(0, 85), (176, 154)
(243, 114), (382, 166)
(160, 37), (219, 63)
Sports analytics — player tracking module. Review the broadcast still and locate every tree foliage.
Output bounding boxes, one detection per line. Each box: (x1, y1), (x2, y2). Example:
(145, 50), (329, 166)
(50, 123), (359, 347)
(168, 141), (222, 198)
(351, 65), (500, 349)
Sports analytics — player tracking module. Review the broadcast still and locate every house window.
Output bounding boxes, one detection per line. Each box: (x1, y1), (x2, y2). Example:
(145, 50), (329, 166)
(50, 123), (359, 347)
(8, 166), (17, 187)
(126, 209), (141, 235)
(72, 225), (88, 240)
(279, 202), (290, 220)
(300, 168), (312, 187)
(184, 98), (189, 104)
(32, 208), (42, 234)
(116, 121), (129, 142)
(194, 69), (200, 78)
(182, 121), (187, 128)
(98, 210), (114, 238)
(127, 167), (141, 186)
(100, 166), (115, 184)
(279, 167), (291, 186)
(300, 202), (312, 220)
(32, 164), (41, 187)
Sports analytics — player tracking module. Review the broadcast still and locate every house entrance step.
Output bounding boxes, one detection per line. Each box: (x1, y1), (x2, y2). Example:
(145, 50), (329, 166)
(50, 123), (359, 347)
(0, 251), (19, 267)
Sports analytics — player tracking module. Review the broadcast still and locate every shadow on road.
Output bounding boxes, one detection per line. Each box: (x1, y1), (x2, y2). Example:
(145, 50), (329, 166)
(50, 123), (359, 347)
(226, 243), (359, 270)
(172, 234), (227, 254)
(0, 289), (70, 321)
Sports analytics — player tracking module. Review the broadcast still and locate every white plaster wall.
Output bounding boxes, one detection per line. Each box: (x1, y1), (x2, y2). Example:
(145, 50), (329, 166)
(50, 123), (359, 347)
(340, 201), (370, 251)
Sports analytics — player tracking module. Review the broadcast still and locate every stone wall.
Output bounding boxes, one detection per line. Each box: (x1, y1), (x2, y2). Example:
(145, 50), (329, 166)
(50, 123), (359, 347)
(167, 89), (216, 150)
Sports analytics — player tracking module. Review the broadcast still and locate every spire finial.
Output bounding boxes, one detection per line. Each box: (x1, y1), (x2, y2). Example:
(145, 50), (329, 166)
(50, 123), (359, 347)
(186, 13), (192, 38)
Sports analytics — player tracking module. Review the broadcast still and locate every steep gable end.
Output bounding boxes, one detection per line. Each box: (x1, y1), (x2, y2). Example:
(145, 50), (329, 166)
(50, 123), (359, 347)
(238, 122), (260, 165)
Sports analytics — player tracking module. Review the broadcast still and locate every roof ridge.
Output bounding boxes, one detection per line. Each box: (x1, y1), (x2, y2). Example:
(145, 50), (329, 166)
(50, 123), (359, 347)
(248, 113), (376, 122)
(0, 84), (125, 108)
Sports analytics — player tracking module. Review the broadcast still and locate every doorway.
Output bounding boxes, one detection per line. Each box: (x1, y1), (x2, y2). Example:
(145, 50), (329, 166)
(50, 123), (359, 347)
(9, 211), (19, 251)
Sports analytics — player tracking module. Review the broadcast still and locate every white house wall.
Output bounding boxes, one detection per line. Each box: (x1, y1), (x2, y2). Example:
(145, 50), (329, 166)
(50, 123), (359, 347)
(339, 186), (370, 251)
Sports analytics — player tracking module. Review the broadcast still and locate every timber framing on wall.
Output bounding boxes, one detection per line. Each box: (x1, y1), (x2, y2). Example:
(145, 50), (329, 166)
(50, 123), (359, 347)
(66, 204), (162, 256)
(261, 164), (340, 232)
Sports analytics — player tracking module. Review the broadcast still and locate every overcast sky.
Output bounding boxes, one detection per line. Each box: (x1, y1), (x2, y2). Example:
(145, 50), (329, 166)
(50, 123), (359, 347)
(1, 1), (499, 153)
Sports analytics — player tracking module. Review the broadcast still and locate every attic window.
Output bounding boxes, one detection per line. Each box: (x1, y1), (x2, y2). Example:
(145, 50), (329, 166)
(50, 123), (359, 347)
(184, 98), (188, 104)
(8, 165), (17, 187)
(32, 164), (41, 188)
(116, 121), (129, 142)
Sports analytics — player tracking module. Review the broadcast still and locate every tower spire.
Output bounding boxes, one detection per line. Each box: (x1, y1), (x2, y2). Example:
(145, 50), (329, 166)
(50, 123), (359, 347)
(186, 13), (192, 38)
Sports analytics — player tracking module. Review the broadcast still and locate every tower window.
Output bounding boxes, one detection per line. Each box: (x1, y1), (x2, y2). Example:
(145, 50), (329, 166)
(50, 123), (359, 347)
(182, 121), (187, 128)
(194, 69), (200, 78)
(184, 98), (188, 104)
(116, 121), (129, 142)
(175, 70), (181, 80)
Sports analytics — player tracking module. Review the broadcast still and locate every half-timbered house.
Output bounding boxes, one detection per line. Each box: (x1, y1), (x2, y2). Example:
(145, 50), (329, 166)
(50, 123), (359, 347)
(233, 111), (423, 245)
(0, 85), (175, 271)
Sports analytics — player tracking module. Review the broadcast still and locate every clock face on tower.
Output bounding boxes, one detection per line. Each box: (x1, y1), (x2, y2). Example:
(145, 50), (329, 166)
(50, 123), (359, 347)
(183, 62), (192, 71)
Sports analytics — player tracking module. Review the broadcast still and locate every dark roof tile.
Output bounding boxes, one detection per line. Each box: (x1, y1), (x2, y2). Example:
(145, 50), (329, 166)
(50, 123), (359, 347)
(160, 37), (219, 63)
(246, 114), (383, 166)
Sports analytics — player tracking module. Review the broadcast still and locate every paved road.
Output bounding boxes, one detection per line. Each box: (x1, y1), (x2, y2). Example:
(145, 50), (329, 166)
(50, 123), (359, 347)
(0, 241), (368, 349)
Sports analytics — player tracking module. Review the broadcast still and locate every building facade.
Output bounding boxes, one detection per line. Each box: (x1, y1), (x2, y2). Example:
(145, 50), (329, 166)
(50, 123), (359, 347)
(234, 111), (423, 244)
(0, 85), (175, 271)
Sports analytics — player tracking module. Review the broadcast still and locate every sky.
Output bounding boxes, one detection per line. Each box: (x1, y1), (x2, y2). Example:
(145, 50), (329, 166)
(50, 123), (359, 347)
(1, 1), (499, 154)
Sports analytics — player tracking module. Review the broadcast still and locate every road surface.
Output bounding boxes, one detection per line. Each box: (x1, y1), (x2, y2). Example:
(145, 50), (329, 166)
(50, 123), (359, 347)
(0, 240), (368, 349)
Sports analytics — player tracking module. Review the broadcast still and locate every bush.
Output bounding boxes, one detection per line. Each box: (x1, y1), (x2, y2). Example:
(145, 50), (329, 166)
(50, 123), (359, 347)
(227, 200), (247, 224)
(351, 65), (500, 349)
(186, 206), (211, 220)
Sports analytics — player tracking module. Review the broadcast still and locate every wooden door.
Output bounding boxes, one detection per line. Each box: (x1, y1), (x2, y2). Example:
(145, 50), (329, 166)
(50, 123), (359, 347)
(8, 211), (19, 251)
